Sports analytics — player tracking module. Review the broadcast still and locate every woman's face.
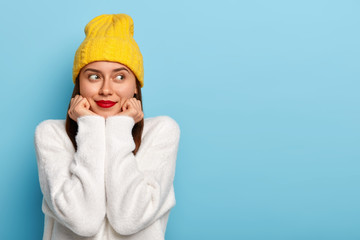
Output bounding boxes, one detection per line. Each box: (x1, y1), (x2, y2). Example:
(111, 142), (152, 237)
(79, 61), (137, 118)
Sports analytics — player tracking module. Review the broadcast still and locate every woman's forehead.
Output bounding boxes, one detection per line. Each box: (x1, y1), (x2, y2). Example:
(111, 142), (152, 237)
(83, 61), (130, 71)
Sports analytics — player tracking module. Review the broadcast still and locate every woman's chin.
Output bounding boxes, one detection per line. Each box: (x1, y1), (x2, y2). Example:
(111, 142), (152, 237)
(92, 106), (120, 118)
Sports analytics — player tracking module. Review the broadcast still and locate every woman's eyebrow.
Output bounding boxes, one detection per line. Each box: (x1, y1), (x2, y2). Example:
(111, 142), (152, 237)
(112, 67), (129, 73)
(84, 68), (101, 73)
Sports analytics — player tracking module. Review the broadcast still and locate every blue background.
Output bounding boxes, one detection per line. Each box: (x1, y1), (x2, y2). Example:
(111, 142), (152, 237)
(0, 0), (359, 239)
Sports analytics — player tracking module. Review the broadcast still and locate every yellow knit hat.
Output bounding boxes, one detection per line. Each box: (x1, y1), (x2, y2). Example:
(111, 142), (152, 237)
(72, 13), (144, 87)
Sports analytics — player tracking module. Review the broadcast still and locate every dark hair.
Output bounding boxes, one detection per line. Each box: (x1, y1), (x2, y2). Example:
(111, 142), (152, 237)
(65, 76), (144, 155)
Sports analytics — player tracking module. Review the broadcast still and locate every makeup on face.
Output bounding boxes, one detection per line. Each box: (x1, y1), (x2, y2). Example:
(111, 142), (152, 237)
(79, 61), (137, 118)
(95, 100), (117, 108)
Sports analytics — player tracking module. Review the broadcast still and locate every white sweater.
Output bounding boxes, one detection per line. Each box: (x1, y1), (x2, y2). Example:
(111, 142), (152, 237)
(34, 115), (180, 240)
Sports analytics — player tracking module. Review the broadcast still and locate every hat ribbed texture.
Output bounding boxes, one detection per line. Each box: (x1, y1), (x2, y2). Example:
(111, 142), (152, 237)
(72, 13), (144, 87)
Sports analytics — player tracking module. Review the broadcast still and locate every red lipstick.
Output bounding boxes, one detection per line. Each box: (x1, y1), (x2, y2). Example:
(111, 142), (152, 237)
(95, 100), (116, 108)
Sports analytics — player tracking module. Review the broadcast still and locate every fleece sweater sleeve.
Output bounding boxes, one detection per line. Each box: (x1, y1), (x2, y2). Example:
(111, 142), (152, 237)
(105, 115), (180, 235)
(34, 116), (106, 237)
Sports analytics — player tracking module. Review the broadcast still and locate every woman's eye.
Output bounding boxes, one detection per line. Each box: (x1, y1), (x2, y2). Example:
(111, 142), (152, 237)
(89, 74), (100, 80)
(115, 75), (124, 81)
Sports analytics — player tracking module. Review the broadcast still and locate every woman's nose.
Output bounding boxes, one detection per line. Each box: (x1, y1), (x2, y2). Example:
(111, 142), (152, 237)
(99, 79), (113, 95)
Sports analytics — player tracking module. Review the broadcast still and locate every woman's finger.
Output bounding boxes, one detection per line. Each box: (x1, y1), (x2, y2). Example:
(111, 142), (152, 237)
(121, 99), (131, 112)
(74, 95), (83, 105)
(128, 99), (138, 113)
(130, 98), (141, 111)
(72, 96), (80, 107)
(136, 99), (142, 111)
(132, 99), (143, 121)
(131, 98), (139, 109)
(79, 97), (90, 109)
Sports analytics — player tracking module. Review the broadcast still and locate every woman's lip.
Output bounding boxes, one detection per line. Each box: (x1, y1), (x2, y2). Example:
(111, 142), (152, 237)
(95, 100), (117, 108)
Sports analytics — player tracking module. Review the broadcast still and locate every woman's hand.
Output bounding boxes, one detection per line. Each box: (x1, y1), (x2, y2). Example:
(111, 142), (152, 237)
(68, 94), (98, 122)
(115, 98), (144, 124)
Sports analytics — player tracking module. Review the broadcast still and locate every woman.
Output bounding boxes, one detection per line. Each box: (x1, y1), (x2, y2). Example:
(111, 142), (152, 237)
(34, 13), (180, 240)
